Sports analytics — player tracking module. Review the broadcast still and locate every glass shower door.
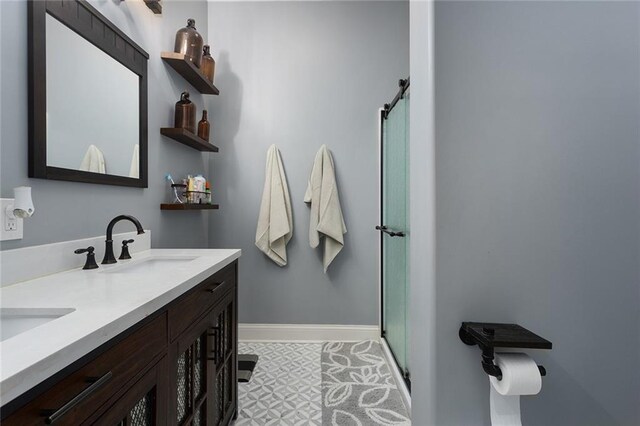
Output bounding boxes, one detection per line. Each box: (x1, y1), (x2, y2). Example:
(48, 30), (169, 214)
(381, 90), (410, 382)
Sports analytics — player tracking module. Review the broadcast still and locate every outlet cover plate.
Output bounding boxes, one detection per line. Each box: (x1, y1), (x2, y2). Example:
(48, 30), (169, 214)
(0, 199), (23, 241)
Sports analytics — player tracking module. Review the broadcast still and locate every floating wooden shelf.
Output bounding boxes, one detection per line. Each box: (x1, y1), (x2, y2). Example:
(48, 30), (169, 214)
(161, 52), (219, 95)
(160, 128), (219, 152)
(143, 0), (162, 14)
(161, 203), (220, 210)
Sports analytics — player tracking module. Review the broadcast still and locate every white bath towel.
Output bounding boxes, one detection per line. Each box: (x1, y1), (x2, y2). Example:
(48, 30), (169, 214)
(79, 144), (106, 174)
(129, 144), (139, 178)
(304, 145), (347, 272)
(255, 145), (293, 266)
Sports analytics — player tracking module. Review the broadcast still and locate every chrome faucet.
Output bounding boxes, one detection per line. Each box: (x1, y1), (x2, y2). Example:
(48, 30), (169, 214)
(102, 215), (145, 264)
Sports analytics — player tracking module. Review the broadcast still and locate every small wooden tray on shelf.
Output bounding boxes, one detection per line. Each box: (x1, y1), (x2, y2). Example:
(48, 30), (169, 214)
(160, 128), (219, 152)
(160, 203), (220, 211)
(161, 52), (219, 95)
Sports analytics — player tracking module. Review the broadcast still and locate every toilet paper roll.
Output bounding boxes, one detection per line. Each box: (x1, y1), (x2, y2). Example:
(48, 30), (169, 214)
(490, 353), (542, 396)
(489, 353), (542, 426)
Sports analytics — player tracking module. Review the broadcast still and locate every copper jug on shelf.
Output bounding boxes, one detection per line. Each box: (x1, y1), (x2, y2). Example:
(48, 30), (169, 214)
(174, 19), (203, 67)
(201, 45), (216, 83)
(175, 91), (196, 134)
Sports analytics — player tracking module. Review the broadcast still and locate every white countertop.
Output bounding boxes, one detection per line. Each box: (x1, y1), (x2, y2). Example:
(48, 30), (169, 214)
(0, 248), (241, 406)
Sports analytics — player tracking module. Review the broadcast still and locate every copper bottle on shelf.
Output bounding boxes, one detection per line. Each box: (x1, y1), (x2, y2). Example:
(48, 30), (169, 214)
(201, 45), (216, 83)
(197, 110), (210, 142)
(174, 19), (203, 67)
(175, 91), (196, 133)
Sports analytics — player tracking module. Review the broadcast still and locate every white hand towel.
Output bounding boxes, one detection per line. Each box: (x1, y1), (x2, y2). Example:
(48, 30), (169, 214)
(255, 145), (293, 266)
(79, 144), (106, 174)
(129, 144), (139, 178)
(304, 145), (347, 272)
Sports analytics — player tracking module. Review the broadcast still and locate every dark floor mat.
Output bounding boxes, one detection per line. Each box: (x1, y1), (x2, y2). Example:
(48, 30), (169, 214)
(238, 353), (258, 383)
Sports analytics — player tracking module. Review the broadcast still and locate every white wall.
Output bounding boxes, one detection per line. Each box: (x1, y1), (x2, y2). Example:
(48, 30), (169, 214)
(206, 1), (409, 325)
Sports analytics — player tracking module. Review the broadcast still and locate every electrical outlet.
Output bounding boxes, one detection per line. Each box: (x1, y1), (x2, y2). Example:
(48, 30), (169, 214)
(6, 216), (17, 231)
(0, 199), (23, 241)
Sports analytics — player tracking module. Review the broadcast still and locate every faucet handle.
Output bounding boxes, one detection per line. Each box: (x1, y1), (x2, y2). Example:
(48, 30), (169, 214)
(119, 239), (134, 260)
(74, 246), (99, 270)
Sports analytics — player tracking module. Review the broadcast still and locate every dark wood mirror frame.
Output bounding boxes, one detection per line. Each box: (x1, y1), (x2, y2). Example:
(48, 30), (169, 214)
(28, 0), (149, 188)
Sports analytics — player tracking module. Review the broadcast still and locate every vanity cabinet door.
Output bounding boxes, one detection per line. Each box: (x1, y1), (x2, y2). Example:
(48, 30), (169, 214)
(91, 357), (168, 426)
(169, 310), (215, 426)
(208, 290), (237, 426)
(168, 287), (237, 426)
(167, 261), (238, 426)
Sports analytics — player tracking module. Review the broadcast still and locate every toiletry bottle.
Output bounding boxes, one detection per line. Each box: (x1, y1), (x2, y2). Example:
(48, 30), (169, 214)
(175, 92), (196, 133)
(205, 181), (212, 204)
(194, 175), (206, 203)
(187, 175), (195, 203)
(201, 45), (216, 83)
(198, 110), (210, 142)
(174, 19), (204, 67)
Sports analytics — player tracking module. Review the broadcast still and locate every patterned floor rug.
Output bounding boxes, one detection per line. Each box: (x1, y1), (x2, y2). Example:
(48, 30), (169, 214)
(234, 342), (322, 425)
(321, 341), (410, 425)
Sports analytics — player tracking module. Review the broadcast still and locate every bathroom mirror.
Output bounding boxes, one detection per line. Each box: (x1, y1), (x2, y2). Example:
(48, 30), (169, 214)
(28, 0), (149, 187)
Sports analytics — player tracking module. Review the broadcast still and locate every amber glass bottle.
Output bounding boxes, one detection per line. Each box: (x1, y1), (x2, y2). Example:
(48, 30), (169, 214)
(198, 110), (210, 142)
(174, 19), (203, 67)
(175, 91), (196, 133)
(201, 45), (216, 83)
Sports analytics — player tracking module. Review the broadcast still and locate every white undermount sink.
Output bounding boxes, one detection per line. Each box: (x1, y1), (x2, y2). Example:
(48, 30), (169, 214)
(102, 255), (198, 274)
(0, 308), (76, 342)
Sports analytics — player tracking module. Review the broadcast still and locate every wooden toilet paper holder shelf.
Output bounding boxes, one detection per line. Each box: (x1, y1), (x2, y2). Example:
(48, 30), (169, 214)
(459, 322), (552, 380)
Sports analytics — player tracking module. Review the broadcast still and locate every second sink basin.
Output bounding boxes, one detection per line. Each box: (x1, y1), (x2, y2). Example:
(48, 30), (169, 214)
(102, 256), (198, 274)
(1, 308), (76, 342)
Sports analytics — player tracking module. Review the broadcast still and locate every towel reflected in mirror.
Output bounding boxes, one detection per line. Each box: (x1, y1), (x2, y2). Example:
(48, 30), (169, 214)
(79, 144), (106, 174)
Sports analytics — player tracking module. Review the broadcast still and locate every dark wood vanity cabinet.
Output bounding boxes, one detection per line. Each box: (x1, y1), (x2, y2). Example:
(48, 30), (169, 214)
(2, 261), (238, 426)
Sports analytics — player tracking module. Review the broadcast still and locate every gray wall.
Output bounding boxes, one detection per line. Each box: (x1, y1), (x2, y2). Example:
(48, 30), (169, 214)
(207, 1), (409, 325)
(408, 0), (437, 424)
(432, 1), (640, 425)
(0, 0), (212, 250)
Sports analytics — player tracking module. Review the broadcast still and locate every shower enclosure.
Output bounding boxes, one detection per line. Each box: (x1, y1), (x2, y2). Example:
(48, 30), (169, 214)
(378, 78), (410, 388)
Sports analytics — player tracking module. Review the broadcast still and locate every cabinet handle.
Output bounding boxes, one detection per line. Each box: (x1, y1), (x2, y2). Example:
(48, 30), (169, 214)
(41, 371), (113, 424)
(206, 281), (226, 293)
(208, 326), (220, 354)
(209, 326), (221, 360)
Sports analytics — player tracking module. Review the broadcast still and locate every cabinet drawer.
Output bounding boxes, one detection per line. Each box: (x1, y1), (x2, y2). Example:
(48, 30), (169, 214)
(168, 262), (236, 342)
(4, 313), (167, 426)
(91, 356), (168, 426)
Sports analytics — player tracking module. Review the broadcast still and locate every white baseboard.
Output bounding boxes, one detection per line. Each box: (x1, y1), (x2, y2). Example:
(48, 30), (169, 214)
(238, 323), (379, 343)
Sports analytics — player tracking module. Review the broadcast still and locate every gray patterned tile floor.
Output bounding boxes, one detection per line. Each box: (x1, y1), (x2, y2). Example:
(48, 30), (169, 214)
(233, 342), (322, 425)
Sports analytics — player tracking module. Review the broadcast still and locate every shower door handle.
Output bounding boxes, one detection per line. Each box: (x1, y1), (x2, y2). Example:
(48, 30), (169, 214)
(375, 225), (405, 238)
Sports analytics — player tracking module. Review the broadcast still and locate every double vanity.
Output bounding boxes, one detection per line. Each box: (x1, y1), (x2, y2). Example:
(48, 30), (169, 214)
(0, 230), (241, 425)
